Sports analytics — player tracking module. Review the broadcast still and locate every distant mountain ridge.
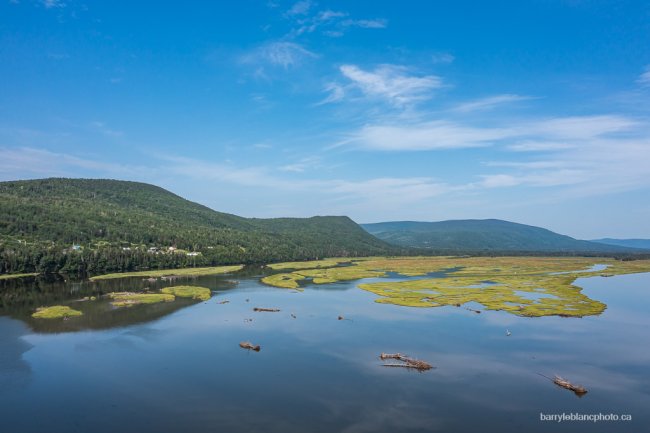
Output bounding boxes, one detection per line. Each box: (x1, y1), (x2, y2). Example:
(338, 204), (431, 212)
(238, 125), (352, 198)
(590, 238), (650, 250)
(362, 219), (643, 253)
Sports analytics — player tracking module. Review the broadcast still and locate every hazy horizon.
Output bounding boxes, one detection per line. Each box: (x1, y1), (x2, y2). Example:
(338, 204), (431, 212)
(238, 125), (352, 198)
(1, 1), (649, 238)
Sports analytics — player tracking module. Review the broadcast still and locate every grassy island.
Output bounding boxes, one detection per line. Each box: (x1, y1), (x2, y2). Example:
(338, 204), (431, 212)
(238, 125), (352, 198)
(108, 292), (175, 307)
(161, 286), (212, 301)
(32, 305), (83, 319)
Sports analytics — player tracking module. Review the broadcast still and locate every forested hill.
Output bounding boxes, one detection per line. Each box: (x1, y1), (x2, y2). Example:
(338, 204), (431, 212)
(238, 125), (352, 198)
(0, 178), (393, 275)
(362, 219), (641, 253)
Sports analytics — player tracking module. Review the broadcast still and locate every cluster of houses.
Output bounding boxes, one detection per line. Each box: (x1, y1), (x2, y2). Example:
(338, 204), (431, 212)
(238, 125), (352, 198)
(145, 246), (201, 257)
(69, 244), (201, 257)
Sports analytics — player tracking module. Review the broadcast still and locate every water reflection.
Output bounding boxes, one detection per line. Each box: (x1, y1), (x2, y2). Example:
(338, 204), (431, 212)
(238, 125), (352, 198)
(0, 317), (33, 392)
(0, 271), (648, 432)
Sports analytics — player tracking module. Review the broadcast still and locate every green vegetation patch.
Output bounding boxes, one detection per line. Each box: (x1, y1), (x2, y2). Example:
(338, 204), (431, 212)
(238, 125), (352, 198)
(261, 256), (650, 317)
(32, 305), (83, 319)
(261, 273), (306, 289)
(161, 285), (211, 301)
(266, 258), (352, 270)
(296, 266), (386, 284)
(108, 292), (175, 307)
(359, 275), (607, 317)
(90, 265), (244, 281)
(0, 272), (39, 280)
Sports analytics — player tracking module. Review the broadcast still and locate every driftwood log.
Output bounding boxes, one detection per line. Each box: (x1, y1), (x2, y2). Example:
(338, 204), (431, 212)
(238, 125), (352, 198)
(538, 373), (588, 396)
(553, 375), (588, 395)
(379, 353), (434, 371)
(239, 341), (261, 351)
(253, 307), (280, 312)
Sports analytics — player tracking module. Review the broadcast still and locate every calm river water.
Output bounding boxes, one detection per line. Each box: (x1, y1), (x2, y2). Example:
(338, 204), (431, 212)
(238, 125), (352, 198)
(1, 267), (649, 432)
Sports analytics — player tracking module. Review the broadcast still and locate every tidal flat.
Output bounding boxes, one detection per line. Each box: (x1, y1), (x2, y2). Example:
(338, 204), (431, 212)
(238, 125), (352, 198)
(262, 256), (650, 317)
(1, 257), (649, 433)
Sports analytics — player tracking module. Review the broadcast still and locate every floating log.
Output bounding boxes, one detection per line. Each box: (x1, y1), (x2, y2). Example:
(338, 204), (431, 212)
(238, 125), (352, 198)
(239, 341), (261, 351)
(216, 300), (230, 304)
(465, 307), (481, 314)
(338, 315), (344, 320)
(253, 307), (280, 312)
(553, 375), (588, 396)
(538, 373), (588, 396)
(291, 313), (297, 319)
(379, 353), (433, 371)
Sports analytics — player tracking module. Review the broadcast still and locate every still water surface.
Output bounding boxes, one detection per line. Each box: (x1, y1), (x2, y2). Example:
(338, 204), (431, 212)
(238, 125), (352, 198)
(1, 268), (649, 432)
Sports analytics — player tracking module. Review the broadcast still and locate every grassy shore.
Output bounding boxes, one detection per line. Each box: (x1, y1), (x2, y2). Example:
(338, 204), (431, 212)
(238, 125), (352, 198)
(89, 265), (244, 281)
(0, 272), (39, 280)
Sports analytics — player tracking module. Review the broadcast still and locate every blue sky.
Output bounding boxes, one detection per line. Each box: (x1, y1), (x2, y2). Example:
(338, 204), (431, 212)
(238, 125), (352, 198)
(1, 0), (650, 238)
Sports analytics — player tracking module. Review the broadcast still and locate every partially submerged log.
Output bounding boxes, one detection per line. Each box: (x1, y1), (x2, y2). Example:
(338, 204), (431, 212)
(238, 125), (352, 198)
(553, 375), (588, 396)
(216, 300), (230, 304)
(239, 341), (261, 351)
(379, 353), (434, 371)
(538, 373), (588, 396)
(253, 307), (280, 312)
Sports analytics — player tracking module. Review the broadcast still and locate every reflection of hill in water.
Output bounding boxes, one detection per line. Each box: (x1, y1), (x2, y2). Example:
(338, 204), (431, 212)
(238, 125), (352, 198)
(0, 273), (242, 333)
(24, 297), (199, 333)
(0, 317), (32, 392)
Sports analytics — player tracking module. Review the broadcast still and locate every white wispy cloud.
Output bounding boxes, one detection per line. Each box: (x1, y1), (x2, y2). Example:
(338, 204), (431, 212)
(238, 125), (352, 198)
(42, 0), (65, 8)
(283, 3), (386, 37)
(453, 94), (535, 113)
(522, 115), (637, 140)
(344, 114), (639, 152)
(339, 64), (443, 106)
(90, 121), (123, 137)
(341, 19), (387, 29)
(316, 82), (345, 105)
(162, 156), (300, 190)
(507, 141), (574, 152)
(240, 41), (317, 69)
(285, 0), (312, 17)
(0, 147), (138, 180)
(637, 65), (650, 86)
(478, 170), (587, 189)
(3, 136), (649, 220)
(345, 121), (512, 151)
(431, 52), (455, 64)
(476, 128), (650, 197)
(279, 156), (321, 173)
(317, 10), (347, 21)
(330, 177), (453, 204)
